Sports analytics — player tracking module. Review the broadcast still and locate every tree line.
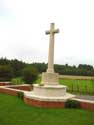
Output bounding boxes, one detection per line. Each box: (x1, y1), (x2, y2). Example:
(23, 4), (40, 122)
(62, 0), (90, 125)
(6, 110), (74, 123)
(0, 58), (94, 81)
(32, 63), (94, 76)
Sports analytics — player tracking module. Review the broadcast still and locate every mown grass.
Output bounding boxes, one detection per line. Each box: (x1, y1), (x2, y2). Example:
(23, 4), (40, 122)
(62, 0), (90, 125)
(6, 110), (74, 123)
(0, 93), (94, 125)
(60, 79), (94, 95)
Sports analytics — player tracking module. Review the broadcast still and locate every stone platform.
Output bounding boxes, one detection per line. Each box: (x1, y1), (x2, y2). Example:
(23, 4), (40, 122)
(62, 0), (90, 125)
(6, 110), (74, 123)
(32, 84), (67, 97)
(24, 83), (75, 108)
(24, 71), (75, 108)
(24, 91), (74, 102)
(24, 91), (75, 108)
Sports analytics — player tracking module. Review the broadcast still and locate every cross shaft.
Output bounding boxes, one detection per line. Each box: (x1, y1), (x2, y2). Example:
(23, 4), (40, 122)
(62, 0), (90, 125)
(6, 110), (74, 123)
(45, 23), (59, 73)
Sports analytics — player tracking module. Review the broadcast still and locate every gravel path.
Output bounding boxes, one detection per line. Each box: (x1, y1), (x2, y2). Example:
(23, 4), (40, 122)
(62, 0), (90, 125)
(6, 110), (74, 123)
(75, 95), (94, 101)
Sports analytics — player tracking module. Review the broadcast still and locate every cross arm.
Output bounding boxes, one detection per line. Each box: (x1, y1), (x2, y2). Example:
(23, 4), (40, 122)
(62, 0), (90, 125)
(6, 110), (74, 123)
(45, 30), (50, 35)
(45, 29), (59, 35)
(53, 29), (59, 33)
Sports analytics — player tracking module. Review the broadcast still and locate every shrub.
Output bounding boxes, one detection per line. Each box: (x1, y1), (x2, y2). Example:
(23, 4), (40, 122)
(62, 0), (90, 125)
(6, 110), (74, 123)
(11, 77), (24, 85)
(22, 66), (38, 84)
(17, 92), (24, 100)
(65, 99), (80, 108)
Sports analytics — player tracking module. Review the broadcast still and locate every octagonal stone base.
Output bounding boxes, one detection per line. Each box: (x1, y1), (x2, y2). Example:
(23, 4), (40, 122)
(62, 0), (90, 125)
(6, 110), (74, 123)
(24, 71), (75, 108)
(24, 91), (75, 102)
(24, 84), (75, 108)
(32, 84), (67, 97)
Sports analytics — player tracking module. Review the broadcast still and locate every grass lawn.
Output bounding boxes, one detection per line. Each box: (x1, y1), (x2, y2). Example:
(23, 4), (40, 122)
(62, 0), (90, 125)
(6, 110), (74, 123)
(0, 93), (94, 125)
(60, 79), (94, 95)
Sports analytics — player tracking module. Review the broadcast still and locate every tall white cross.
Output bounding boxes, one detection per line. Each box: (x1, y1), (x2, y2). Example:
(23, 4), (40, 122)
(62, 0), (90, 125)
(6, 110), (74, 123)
(45, 23), (59, 73)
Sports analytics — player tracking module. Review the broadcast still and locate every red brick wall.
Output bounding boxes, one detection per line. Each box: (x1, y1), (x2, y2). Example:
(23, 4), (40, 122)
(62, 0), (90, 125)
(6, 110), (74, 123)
(0, 85), (94, 110)
(0, 82), (11, 86)
(24, 96), (65, 108)
(0, 85), (32, 96)
(24, 96), (94, 109)
(0, 87), (18, 96)
(8, 85), (32, 91)
(80, 102), (94, 110)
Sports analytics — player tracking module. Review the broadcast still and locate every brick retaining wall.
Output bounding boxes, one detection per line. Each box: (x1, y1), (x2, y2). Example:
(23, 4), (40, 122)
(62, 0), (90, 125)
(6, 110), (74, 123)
(0, 84), (32, 96)
(80, 102), (94, 110)
(0, 82), (11, 86)
(0, 84), (94, 110)
(7, 85), (32, 91)
(24, 96), (65, 108)
(24, 96), (94, 110)
(0, 87), (19, 96)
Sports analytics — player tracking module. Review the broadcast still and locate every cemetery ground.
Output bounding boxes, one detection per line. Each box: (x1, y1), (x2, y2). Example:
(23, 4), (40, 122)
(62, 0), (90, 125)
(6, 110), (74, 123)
(0, 93), (94, 125)
(36, 77), (94, 95)
(60, 79), (94, 95)
(11, 77), (94, 95)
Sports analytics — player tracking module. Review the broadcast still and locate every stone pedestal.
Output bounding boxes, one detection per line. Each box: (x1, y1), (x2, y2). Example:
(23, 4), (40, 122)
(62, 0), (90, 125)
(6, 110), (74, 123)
(24, 71), (75, 107)
(41, 72), (59, 85)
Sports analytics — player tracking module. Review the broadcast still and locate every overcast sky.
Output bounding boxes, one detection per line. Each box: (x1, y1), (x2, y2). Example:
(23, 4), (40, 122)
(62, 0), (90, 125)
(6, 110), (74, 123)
(0, 0), (94, 66)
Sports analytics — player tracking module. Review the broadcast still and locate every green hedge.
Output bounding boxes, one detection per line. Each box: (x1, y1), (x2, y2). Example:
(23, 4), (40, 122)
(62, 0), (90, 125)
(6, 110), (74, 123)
(65, 100), (80, 108)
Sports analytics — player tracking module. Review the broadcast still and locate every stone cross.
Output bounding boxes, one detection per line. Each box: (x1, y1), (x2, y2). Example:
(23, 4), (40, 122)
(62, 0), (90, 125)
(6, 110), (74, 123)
(45, 23), (59, 73)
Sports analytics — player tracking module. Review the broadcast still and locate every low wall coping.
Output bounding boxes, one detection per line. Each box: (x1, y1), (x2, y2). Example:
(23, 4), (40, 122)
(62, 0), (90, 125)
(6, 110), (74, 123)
(72, 98), (94, 104)
(6, 84), (31, 87)
(0, 86), (28, 93)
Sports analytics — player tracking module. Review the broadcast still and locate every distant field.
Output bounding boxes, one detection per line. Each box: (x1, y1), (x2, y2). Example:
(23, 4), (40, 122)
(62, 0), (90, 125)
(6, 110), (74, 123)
(59, 75), (94, 80)
(60, 79), (94, 95)
(0, 93), (94, 125)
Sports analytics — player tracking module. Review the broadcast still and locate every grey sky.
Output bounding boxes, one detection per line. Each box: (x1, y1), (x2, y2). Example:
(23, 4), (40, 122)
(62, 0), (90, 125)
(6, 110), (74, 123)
(0, 0), (94, 66)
